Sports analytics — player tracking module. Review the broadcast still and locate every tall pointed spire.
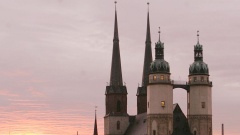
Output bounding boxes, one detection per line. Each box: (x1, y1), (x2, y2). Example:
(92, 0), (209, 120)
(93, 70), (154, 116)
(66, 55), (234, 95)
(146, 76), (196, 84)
(158, 27), (161, 42)
(136, 2), (153, 115)
(93, 107), (98, 135)
(110, 1), (123, 86)
(141, 2), (153, 86)
(113, 1), (119, 41)
(145, 2), (151, 44)
(105, 1), (127, 117)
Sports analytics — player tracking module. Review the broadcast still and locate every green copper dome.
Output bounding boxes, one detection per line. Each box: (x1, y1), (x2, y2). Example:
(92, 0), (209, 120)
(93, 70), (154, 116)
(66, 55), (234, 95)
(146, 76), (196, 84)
(189, 32), (209, 75)
(189, 61), (209, 75)
(150, 59), (170, 73)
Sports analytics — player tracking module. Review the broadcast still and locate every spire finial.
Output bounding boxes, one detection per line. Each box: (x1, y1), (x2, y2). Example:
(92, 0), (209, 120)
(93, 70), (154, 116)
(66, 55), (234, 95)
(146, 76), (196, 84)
(147, 2), (150, 12)
(93, 106), (98, 135)
(95, 106), (97, 113)
(158, 27), (161, 42)
(114, 1), (117, 11)
(197, 30), (199, 44)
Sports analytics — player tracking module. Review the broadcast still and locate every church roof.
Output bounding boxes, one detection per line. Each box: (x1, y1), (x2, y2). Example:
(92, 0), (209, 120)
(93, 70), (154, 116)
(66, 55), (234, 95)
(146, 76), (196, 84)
(172, 104), (192, 135)
(124, 113), (147, 135)
(124, 104), (192, 135)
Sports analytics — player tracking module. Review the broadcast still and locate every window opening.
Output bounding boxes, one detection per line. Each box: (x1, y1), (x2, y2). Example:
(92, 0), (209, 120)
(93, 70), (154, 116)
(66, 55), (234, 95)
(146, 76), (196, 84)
(160, 75), (164, 80)
(117, 100), (121, 112)
(153, 130), (156, 135)
(201, 102), (205, 108)
(161, 101), (165, 107)
(117, 121), (120, 130)
(153, 75), (157, 80)
(194, 77), (197, 82)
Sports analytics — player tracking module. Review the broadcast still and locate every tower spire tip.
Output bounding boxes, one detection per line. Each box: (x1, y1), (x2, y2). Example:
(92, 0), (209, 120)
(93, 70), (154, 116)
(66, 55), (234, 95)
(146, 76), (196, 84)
(197, 30), (200, 43)
(147, 2), (150, 12)
(114, 1), (117, 11)
(158, 27), (161, 41)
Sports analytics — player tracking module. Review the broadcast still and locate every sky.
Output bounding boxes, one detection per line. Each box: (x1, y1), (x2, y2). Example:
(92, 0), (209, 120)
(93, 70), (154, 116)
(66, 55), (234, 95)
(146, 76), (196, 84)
(0, 0), (240, 135)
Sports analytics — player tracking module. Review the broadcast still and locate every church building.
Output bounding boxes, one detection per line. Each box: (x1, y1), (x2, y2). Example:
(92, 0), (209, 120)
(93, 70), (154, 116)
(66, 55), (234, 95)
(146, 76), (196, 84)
(103, 2), (213, 135)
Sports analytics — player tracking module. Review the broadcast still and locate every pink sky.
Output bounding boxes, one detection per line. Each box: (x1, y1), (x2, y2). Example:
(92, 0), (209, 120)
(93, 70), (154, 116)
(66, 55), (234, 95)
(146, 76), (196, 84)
(0, 0), (240, 135)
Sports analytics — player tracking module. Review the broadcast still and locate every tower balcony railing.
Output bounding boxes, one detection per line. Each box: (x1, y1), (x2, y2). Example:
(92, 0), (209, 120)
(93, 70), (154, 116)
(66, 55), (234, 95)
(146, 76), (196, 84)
(149, 79), (172, 84)
(188, 80), (212, 86)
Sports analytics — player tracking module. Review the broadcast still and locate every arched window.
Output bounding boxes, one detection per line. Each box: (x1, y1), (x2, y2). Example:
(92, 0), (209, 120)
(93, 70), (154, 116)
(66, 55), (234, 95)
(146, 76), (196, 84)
(117, 100), (121, 112)
(194, 131), (197, 135)
(117, 121), (120, 130)
(153, 130), (156, 135)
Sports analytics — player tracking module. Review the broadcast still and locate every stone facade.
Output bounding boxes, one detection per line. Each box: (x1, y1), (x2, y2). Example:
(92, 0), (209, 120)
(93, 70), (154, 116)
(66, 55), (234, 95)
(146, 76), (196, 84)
(188, 115), (212, 135)
(188, 74), (212, 135)
(137, 93), (147, 114)
(105, 93), (127, 115)
(147, 114), (173, 135)
(104, 116), (129, 135)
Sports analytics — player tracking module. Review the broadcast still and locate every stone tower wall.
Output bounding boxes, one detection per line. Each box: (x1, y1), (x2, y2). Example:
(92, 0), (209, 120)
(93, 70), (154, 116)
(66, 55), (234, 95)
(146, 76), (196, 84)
(188, 75), (212, 135)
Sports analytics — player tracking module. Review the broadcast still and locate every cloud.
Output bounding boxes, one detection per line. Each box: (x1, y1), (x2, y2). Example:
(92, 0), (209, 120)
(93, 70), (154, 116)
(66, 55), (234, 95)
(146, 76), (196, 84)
(224, 82), (240, 88)
(0, 89), (19, 97)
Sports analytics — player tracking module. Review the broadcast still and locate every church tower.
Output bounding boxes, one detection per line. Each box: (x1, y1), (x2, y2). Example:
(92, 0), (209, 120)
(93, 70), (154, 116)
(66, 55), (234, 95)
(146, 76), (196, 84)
(104, 2), (129, 135)
(137, 3), (153, 115)
(188, 31), (212, 135)
(147, 29), (173, 135)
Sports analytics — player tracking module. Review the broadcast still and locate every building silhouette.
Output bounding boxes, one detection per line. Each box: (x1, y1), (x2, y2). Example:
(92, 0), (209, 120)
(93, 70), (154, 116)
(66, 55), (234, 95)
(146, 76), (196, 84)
(103, 2), (212, 135)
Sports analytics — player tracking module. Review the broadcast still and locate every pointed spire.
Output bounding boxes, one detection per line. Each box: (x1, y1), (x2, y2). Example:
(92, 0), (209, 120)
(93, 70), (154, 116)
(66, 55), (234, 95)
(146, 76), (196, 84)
(194, 30), (203, 61)
(197, 30), (200, 44)
(155, 27), (165, 59)
(113, 1), (119, 41)
(110, 1), (123, 86)
(93, 106), (98, 135)
(146, 2), (151, 44)
(141, 2), (153, 87)
(158, 27), (161, 42)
